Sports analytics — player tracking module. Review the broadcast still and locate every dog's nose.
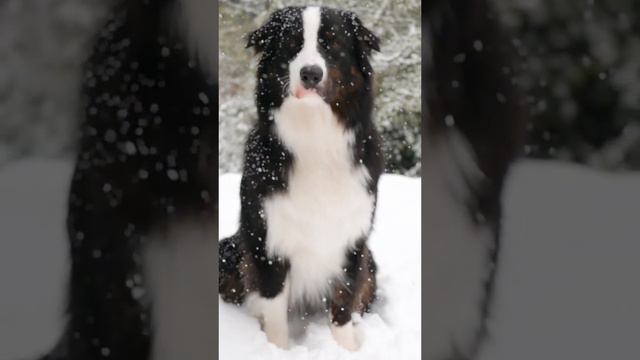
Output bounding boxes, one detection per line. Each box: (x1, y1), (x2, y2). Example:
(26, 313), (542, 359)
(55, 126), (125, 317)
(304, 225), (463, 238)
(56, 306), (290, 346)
(300, 65), (323, 89)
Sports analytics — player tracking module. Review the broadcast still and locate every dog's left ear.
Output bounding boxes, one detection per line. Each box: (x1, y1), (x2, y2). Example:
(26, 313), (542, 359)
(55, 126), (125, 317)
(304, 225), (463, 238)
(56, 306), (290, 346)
(345, 11), (380, 55)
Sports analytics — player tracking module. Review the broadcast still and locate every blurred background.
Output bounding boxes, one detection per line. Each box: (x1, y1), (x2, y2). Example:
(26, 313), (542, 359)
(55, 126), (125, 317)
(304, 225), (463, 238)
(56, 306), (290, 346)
(220, 0), (422, 176)
(0, 0), (109, 166)
(495, 0), (640, 170)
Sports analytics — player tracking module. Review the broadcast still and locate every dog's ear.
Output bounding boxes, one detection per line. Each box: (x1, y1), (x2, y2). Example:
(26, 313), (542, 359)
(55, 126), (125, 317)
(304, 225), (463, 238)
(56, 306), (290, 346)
(246, 8), (294, 54)
(246, 25), (270, 54)
(246, 8), (285, 54)
(342, 11), (379, 79)
(344, 11), (380, 56)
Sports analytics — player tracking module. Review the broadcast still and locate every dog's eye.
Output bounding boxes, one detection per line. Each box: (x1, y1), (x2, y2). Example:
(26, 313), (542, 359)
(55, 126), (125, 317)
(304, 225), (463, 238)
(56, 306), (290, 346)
(321, 37), (341, 51)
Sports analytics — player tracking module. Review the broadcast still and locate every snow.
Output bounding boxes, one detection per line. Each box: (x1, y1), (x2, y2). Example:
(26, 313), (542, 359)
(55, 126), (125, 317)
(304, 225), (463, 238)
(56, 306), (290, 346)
(1, 158), (639, 359)
(218, 173), (422, 360)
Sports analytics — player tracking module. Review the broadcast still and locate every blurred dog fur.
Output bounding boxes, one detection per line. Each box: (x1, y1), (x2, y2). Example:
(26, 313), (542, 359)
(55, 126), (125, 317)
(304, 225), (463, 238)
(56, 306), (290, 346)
(423, 1), (526, 359)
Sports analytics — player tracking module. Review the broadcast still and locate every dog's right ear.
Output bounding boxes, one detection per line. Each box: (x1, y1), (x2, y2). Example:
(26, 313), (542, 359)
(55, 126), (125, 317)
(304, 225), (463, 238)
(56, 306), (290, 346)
(246, 7), (301, 55)
(246, 12), (281, 55)
(245, 25), (270, 54)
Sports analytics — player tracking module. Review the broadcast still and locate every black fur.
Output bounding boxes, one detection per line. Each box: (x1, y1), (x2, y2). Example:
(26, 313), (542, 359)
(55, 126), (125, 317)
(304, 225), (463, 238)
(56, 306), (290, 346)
(39, 1), (217, 359)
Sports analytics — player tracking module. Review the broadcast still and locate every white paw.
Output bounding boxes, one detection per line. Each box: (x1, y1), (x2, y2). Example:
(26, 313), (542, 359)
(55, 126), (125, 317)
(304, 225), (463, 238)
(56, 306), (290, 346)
(245, 280), (291, 350)
(330, 321), (362, 351)
(265, 321), (289, 349)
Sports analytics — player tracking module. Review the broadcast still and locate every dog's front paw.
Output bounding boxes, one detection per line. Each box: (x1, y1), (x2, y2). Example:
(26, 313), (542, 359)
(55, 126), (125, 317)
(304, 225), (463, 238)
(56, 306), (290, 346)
(330, 321), (361, 351)
(264, 321), (289, 349)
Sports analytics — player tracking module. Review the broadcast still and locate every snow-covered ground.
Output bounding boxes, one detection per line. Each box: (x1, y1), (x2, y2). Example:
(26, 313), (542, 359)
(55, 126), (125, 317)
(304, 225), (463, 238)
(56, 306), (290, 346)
(1, 158), (639, 360)
(218, 174), (421, 360)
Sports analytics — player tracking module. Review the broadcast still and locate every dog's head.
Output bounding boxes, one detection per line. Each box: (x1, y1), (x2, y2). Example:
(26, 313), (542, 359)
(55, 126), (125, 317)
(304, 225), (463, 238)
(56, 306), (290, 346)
(247, 6), (379, 119)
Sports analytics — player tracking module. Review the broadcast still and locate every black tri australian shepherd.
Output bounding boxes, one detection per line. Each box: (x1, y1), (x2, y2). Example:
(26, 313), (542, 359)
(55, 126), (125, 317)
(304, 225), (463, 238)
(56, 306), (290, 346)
(218, 6), (383, 351)
(40, 0), (217, 359)
(424, 1), (525, 360)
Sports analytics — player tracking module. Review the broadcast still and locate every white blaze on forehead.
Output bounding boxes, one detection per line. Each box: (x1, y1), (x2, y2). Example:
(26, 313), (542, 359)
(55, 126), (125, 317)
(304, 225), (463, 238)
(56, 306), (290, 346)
(288, 6), (327, 95)
(302, 6), (321, 49)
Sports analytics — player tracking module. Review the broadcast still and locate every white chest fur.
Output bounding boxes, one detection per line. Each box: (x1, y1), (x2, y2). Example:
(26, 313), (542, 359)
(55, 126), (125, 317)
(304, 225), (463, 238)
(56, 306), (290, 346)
(263, 96), (374, 305)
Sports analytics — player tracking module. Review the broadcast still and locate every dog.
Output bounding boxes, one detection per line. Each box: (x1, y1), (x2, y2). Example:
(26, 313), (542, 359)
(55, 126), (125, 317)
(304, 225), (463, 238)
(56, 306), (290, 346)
(39, 0), (218, 359)
(423, 1), (526, 359)
(218, 6), (383, 351)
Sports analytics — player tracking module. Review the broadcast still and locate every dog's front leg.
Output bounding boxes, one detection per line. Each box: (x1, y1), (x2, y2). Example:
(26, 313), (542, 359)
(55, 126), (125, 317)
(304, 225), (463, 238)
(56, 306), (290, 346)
(246, 254), (290, 349)
(260, 276), (289, 349)
(329, 241), (377, 351)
